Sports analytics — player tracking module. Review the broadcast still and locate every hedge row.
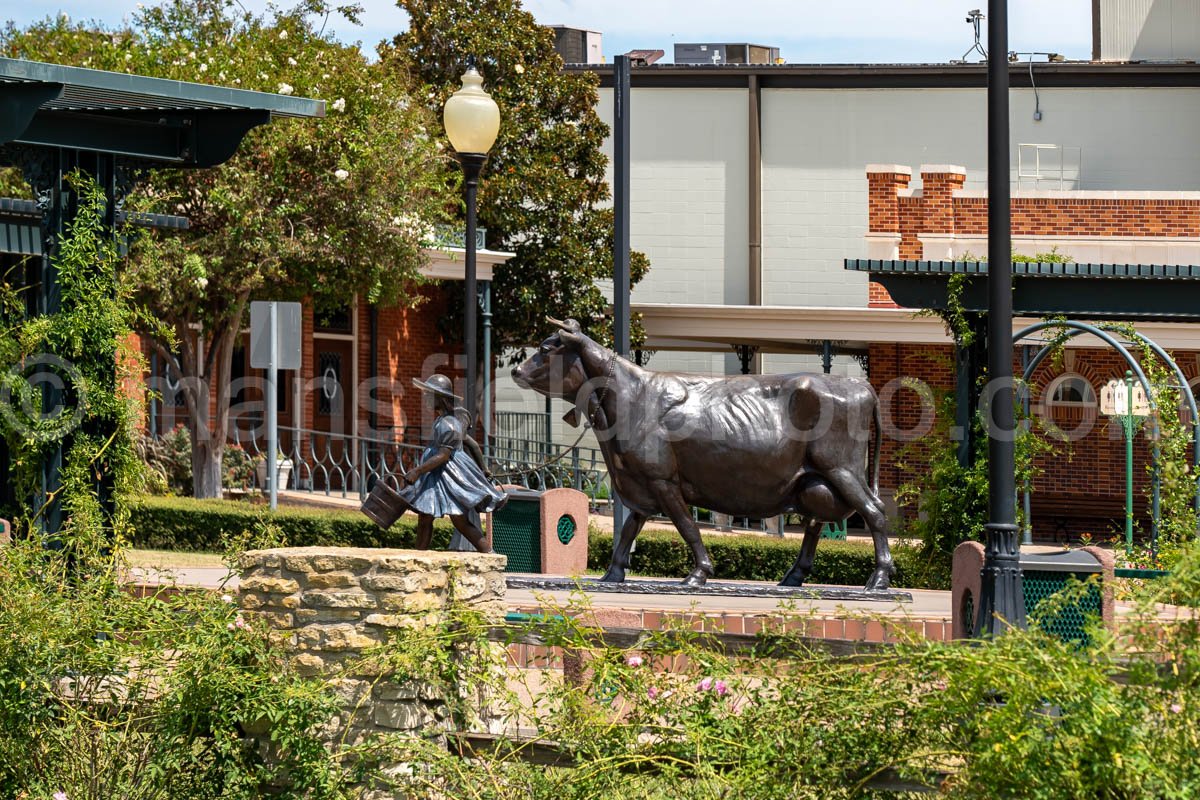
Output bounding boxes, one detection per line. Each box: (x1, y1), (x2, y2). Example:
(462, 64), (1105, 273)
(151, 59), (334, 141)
(127, 496), (452, 552)
(127, 496), (951, 590)
(586, 530), (951, 590)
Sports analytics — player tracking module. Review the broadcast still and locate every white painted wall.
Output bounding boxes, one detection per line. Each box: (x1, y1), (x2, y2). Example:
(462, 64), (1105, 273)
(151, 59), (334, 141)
(493, 82), (1200, 437)
(1099, 0), (1200, 61)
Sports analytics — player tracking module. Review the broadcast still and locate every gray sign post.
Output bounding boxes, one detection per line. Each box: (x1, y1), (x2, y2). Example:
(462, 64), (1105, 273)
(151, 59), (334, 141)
(250, 301), (302, 510)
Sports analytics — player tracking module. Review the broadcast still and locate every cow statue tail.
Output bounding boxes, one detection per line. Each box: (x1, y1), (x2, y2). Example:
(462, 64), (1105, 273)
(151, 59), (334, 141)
(870, 395), (882, 498)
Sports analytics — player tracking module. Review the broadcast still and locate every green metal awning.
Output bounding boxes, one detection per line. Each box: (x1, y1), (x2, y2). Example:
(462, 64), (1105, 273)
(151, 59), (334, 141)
(845, 258), (1200, 322)
(0, 57), (323, 167)
(0, 197), (188, 256)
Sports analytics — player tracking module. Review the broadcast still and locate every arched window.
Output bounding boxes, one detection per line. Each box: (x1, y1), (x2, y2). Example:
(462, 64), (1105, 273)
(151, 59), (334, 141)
(1046, 374), (1097, 408)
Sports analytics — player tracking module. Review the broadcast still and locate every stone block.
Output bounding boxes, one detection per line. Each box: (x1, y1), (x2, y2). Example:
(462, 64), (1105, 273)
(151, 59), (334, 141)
(292, 653), (325, 677)
(450, 574), (488, 601)
(264, 594), (301, 610)
(372, 702), (434, 731)
(239, 591), (267, 610)
(377, 591), (444, 613)
(305, 571), (362, 590)
(362, 613), (434, 630)
(362, 572), (448, 593)
(295, 608), (367, 624)
(330, 677), (372, 708)
(240, 576), (300, 595)
(375, 681), (444, 702)
(250, 611), (295, 629)
(302, 590), (378, 609)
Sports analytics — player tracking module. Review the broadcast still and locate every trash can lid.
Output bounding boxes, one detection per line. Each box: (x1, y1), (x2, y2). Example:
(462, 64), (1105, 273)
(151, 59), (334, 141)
(1018, 548), (1102, 573)
(502, 487), (543, 502)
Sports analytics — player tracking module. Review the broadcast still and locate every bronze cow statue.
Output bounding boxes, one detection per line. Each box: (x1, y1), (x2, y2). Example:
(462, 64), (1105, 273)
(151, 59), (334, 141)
(511, 318), (895, 591)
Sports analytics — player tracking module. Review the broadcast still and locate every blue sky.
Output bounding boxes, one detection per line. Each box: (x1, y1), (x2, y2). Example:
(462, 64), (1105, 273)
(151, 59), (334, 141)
(2, 0), (1095, 63)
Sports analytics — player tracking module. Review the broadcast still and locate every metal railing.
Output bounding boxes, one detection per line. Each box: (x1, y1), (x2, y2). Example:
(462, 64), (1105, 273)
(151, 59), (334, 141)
(229, 425), (611, 507)
(227, 425), (794, 535)
(493, 411), (550, 450)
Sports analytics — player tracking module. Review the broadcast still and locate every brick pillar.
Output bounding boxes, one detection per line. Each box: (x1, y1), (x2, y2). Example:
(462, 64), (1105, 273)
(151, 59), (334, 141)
(866, 164), (912, 234)
(919, 165), (968, 259)
(865, 165), (912, 307)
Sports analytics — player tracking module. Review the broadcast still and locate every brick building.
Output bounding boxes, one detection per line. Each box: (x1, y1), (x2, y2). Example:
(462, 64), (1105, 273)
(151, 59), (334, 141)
(862, 164), (1200, 540)
(145, 243), (512, 475)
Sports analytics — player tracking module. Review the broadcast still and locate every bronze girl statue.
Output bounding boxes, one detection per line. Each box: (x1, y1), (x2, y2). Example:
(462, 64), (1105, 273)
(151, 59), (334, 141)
(361, 374), (506, 553)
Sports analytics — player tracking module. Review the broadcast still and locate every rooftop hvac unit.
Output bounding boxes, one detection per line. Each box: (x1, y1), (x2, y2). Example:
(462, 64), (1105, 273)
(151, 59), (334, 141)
(673, 42), (780, 65)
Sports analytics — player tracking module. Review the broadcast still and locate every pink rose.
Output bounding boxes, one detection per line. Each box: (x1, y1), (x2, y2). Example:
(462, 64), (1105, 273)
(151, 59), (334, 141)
(714, 680), (728, 696)
(647, 686), (658, 700)
(697, 677), (713, 692)
(627, 655), (643, 667)
(1171, 703), (1184, 714)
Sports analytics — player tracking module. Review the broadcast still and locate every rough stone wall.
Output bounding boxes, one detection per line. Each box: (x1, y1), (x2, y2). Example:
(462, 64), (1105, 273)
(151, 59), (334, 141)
(238, 547), (505, 749)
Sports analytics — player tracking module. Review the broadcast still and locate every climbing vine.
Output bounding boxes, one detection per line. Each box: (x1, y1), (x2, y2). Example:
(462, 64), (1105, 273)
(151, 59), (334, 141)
(0, 171), (159, 550)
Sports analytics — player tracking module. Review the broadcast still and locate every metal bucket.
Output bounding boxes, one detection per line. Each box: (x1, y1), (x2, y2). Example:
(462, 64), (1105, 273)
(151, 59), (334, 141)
(361, 481), (408, 529)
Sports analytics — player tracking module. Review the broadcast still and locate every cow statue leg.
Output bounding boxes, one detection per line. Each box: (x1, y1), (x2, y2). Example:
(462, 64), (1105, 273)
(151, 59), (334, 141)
(779, 519), (822, 587)
(652, 481), (715, 588)
(600, 509), (648, 582)
(822, 467), (895, 591)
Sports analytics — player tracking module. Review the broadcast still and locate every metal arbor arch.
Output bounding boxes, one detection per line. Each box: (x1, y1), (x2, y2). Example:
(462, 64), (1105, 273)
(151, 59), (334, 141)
(1013, 320), (1200, 554)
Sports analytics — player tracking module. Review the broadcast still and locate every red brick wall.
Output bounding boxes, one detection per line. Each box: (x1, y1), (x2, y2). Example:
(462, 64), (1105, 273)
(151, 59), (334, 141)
(954, 198), (1200, 238)
(134, 285), (469, 449)
(867, 340), (1197, 542)
(867, 164), (1200, 256)
(361, 285), (466, 443)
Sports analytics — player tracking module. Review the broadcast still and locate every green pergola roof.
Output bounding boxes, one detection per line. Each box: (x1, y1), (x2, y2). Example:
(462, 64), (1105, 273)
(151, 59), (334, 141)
(0, 57), (323, 167)
(845, 258), (1200, 321)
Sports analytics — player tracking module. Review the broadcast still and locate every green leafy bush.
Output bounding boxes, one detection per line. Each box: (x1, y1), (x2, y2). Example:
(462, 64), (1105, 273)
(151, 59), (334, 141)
(377, 544), (1200, 799)
(587, 529), (951, 590)
(0, 533), (344, 799)
(128, 495), (453, 552)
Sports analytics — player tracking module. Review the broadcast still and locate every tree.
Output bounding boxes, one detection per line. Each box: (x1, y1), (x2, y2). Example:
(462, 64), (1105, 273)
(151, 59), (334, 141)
(380, 0), (649, 360)
(3, 0), (449, 497)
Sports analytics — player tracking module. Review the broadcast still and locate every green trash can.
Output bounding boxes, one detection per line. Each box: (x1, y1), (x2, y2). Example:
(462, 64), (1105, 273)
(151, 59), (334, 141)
(1020, 550), (1105, 646)
(486, 487), (590, 575)
(489, 488), (543, 573)
(953, 544), (1113, 643)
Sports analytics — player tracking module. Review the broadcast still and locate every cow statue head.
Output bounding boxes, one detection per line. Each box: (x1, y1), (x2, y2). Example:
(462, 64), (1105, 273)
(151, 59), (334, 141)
(511, 317), (599, 427)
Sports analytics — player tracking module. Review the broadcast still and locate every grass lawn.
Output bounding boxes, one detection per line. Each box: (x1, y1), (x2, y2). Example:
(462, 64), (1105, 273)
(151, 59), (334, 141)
(126, 549), (227, 569)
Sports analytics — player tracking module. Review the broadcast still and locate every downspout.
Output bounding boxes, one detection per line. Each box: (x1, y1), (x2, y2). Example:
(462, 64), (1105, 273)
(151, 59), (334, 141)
(747, 73), (763, 374)
(368, 304), (378, 433)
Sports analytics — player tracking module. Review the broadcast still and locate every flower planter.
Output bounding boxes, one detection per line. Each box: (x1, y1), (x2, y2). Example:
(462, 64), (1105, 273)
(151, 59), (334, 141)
(255, 458), (293, 491)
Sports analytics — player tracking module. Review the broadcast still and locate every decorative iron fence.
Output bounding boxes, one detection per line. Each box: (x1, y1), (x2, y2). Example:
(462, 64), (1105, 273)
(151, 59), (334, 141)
(226, 424), (791, 535)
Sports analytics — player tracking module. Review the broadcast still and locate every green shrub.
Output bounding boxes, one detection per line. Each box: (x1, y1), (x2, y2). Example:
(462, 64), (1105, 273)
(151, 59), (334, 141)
(587, 529), (951, 590)
(128, 495), (453, 552)
(0, 531), (345, 798)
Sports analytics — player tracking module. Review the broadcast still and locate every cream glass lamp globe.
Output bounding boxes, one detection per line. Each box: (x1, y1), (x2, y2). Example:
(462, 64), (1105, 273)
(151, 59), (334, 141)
(443, 65), (500, 155)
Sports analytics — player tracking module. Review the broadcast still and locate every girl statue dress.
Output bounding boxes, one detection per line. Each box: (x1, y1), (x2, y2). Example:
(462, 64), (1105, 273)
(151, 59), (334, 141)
(361, 374), (506, 553)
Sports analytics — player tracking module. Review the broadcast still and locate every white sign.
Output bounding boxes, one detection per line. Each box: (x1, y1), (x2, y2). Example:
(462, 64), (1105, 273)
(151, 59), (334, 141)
(1100, 378), (1150, 417)
(250, 301), (302, 370)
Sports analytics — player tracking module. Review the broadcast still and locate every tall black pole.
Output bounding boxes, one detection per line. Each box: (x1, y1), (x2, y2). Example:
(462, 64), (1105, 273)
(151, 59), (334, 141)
(613, 55), (631, 361)
(612, 54), (631, 536)
(461, 152), (486, 425)
(976, 0), (1026, 635)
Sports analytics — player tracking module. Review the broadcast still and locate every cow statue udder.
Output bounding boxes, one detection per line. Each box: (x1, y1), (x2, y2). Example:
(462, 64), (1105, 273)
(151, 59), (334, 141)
(511, 318), (895, 591)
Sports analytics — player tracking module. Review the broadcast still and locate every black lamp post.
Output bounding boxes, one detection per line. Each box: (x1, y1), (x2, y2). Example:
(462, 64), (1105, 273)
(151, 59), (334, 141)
(443, 58), (500, 420)
(976, 0), (1027, 636)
